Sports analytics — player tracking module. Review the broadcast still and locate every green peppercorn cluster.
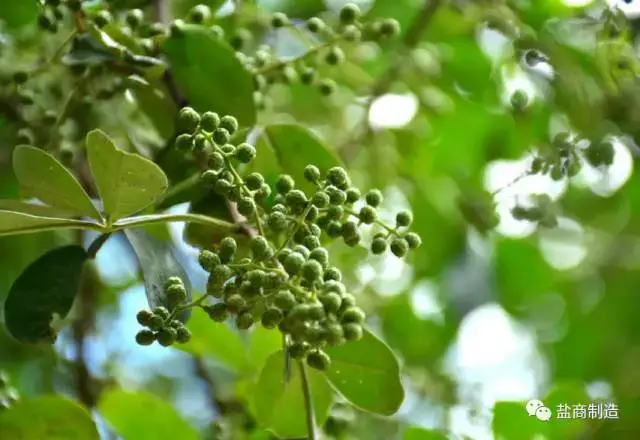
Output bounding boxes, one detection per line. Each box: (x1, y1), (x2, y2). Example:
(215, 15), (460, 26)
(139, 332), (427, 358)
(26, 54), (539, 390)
(0, 371), (19, 411)
(510, 193), (559, 228)
(134, 277), (192, 347)
(37, 0), (82, 33)
(458, 190), (500, 234)
(246, 3), (401, 102)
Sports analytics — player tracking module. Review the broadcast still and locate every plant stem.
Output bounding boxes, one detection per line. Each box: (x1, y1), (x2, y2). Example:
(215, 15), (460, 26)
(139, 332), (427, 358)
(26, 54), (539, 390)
(111, 213), (238, 231)
(298, 360), (317, 440)
(87, 232), (112, 258)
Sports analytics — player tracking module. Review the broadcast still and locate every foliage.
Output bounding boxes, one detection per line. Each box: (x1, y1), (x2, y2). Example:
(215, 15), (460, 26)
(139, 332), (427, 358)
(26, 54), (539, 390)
(0, 0), (639, 439)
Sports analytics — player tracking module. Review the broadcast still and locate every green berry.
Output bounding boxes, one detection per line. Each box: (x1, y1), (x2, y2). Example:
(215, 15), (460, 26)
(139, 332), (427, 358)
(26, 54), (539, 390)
(176, 327), (192, 343)
(136, 330), (156, 345)
(312, 191), (330, 208)
(175, 134), (193, 151)
(283, 252), (305, 276)
(324, 322), (345, 346)
(324, 267), (342, 281)
(307, 17), (324, 33)
(136, 310), (154, 327)
(189, 4), (212, 24)
(37, 13), (53, 31)
(277, 248), (292, 264)
(200, 111), (220, 132)
(198, 250), (221, 272)
(285, 189), (308, 210)
(325, 47), (345, 65)
(379, 18), (400, 38)
(309, 247), (329, 267)
(404, 232), (421, 249)
(358, 205), (377, 224)
(396, 210), (413, 227)
(390, 237), (409, 257)
(255, 184), (272, 202)
(274, 290), (296, 311)
(341, 221), (358, 238)
(220, 115), (239, 134)
(193, 134), (207, 151)
(261, 307), (284, 328)
(276, 174), (295, 194)
(237, 197), (255, 216)
(342, 323), (363, 341)
(326, 186), (346, 205)
(206, 303), (229, 322)
(157, 327), (177, 347)
(219, 237), (237, 263)
(226, 293), (247, 312)
(148, 315), (164, 331)
(236, 312), (254, 329)
(301, 259), (323, 282)
(303, 235), (321, 250)
(166, 284), (187, 301)
(326, 166), (348, 187)
(371, 237), (387, 254)
(319, 78), (337, 96)
(169, 19), (185, 37)
(339, 3), (360, 24)
(306, 349), (331, 371)
(341, 306), (365, 324)
(178, 106), (200, 133)
(231, 29), (251, 50)
(293, 245), (310, 259)
(289, 342), (309, 359)
(319, 292), (342, 315)
(251, 236), (273, 261)
(326, 221), (343, 237)
(342, 24), (361, 42)
(235, 143), (256, 163)
(365, 189), (383, 207)
(126, 9), (144, 29)
(214, 178), (233, 195)
(268, 211), (288, 231)
(271, 12), (289, 28)
(245, 172), (264, 190)
(213, 128), (230, 145)
(220, 144), (236, 155)
(300, 67), (317, 85)
(208, 152), (225, 170)
(153, 306), (170, 320)
(345, 188), (361, 204)
(12, 71), (28, 85)
(511, 90), (528, 111)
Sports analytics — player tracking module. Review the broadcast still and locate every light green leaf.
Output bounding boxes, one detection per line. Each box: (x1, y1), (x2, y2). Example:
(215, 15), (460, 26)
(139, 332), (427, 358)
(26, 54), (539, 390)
(86, 129), (168, 222)
(125, 77), (177, 139)
(0, 395), (99, 439)
(0, 201), (80, 218)
(0, 0), (38, 29)
(493, 400), (548, 439)
(162, 24), (256, 126)
(175, 308), (249, 372)
(0, 211), (101, 236)
(324, 328), (404, 415)
(123, 228), (192, 323)
(4, 245), (89, 343)
(255, 125), (343, 195)
(403, 426), (450, 440)
(98, 389), (199, 440)
(248, 326), (282, 373)
(254, 351), (333, 438)
(12, 145), (102, 219)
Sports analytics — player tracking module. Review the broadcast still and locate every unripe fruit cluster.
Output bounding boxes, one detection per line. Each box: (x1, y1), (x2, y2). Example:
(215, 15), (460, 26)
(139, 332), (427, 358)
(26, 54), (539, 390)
(134, 278), (192, 347)
(510, 194), (558, 228)
(0, 371), (19, 411)
(527, 132), (583, 182)
(38, 0), (81, 33)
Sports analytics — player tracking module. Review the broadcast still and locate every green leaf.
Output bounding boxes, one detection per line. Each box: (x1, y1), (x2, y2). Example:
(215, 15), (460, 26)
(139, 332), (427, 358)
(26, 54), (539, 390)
(254, 351), (333, 438)
(403, 426), (450, 440)
(125, 77), (177, 140)
(0, 211), (101, 236)
(174, 308), (248, 372)
(255, 124), (343, 194)
(98, 388), (199, 440)
(4, 245), (88, 343)
(0, 0), (38, 29)
(248, 326), (282, 373)
(86, 129), (169, 222)
(492, 401), (548, 440)
(123, 228), (192, 323)
(324, 328), (404, 416)
(12, 145), (102, 220)
(162, 24), (256, 126)
(62, 34), (120, 66)
(0, 201), (80, 218)
(544, 382), (590, 440)
(0, 395), (99, 439)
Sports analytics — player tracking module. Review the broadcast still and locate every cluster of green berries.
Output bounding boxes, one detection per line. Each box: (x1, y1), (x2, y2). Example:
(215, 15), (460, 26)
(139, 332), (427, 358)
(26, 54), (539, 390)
(198, 235), (366, 372)
(37, 0), (82, 33)
(134, 277), (192, 347)
(458, 190), (500, 234)
(528, 132), (582, 181)
(91, 8), (168, 57)
(510, 193), (558, 228)
(0, 371), (19, 411)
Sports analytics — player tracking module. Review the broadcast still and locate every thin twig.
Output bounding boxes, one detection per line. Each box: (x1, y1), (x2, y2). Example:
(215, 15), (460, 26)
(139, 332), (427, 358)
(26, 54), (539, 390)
(298, 360), (316, 440)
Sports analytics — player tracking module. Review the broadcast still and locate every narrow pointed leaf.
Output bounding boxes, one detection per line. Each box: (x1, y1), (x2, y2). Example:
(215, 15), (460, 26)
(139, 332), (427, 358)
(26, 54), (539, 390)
(12, 145), (102, 219)
(324, 328), (404, 415)
(253, 351), (333, 438)
(86, 129), (169, 222)
(98, 389), (199, 440)
(124, 228), (192, 322)
(0, 210), (102, 236)
(0, 395), (99, 439)
(162, 24), (256, 126)
(4, 245), (89, 343)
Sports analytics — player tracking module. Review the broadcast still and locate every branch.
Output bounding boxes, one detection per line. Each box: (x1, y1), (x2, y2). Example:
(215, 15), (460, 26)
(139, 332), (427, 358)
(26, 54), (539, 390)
(298, 361), (316, 440)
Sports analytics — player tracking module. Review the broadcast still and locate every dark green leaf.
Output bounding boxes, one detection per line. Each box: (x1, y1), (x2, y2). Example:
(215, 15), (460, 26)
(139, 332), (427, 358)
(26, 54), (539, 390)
(13, 146), (102, 220)
(0, 201), (80, 218)
(174, 308), (249, 372)
(254, 351), (333, 438)
(255, 124), (343, 194)
(492, 401), (548, 439)
(0, 0), (38, 29)
(125, 77), (177, 140)
(4, 245), (88, 343)
(0, 211), (100, 236)
(98, 388), (199, 440)
(248, 326), (282, 373)
(162, 24), (256, 126)
(403, 426), (450, 440)
(86, 129), (169, 222)
(0, 395), (99, 439)
(123, 228), (192, 322)
(324, 328), (404, 415)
